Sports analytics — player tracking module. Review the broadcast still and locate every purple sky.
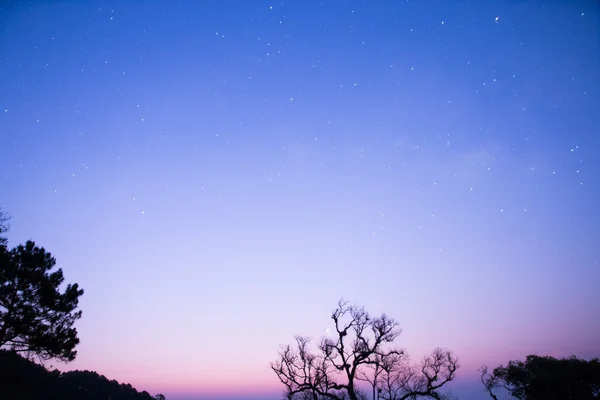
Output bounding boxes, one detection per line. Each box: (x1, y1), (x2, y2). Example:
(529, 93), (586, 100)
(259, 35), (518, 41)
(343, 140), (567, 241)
(1, 1), (599, 399)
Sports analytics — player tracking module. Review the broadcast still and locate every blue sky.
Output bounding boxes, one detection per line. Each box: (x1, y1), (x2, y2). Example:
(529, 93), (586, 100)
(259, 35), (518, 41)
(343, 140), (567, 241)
(1, 1), (599, 399)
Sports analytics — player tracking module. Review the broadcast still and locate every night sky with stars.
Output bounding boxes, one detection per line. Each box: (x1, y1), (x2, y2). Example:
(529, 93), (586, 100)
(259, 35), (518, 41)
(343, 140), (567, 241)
(1, 1), (599, 399)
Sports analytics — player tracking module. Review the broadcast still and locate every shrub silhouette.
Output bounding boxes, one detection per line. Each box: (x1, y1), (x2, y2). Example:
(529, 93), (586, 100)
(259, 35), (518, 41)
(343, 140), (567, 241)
(481, 354), (600, 400)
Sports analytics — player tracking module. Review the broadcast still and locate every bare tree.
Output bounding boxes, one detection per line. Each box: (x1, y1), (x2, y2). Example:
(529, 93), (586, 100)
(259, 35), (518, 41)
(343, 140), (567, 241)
(377, 348), (458, 400)
(356, 353), (385, 400)
(271, 300), (459, 400)
(479, 365), (499, 400)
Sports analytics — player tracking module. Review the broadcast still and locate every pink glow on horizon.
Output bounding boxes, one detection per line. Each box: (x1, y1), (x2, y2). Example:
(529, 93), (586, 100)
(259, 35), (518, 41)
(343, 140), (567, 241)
(59, 361), (280, 394)
(55, 320), (600, 396)
(55, 337), (600, 398)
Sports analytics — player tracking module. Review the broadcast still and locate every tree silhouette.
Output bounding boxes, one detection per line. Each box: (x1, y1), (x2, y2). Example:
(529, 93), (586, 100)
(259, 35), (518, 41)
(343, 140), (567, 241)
(0, 208), (9, 248)
(154, 394), (167, 400)
(479, 365), (499, 400)
(0, 235), (84, 362)
(271, 300), (458, 400)
(480, 355), (600, 400)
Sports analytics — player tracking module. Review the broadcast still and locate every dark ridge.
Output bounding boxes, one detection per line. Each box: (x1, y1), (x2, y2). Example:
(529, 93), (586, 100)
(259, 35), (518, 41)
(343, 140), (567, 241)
(0, 350), (158, 400)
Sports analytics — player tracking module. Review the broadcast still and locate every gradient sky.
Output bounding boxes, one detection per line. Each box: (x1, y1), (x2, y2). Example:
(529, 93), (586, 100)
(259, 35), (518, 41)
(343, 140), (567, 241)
(1, 1), (599, 399)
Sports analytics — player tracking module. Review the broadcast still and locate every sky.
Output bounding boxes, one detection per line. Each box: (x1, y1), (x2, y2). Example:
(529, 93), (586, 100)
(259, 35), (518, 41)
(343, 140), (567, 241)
(0, 0), (599, 399)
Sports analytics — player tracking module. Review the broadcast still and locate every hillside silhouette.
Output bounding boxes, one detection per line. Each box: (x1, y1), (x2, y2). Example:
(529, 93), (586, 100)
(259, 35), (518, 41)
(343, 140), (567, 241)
(0, 350), (161, 400)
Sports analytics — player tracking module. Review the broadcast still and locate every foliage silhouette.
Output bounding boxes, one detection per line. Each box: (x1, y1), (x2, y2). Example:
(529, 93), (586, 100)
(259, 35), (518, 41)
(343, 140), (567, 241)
(480, 354), (600, 400)
(0, 208), (9, 248)
(0, 237), (84, 362)
(0, 349), (165, 399)
(271, 299), (458, 400)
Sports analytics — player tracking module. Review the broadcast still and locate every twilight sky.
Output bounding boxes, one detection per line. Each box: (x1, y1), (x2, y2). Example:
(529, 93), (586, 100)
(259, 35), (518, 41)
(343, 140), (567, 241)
(1, 1), (599, 399)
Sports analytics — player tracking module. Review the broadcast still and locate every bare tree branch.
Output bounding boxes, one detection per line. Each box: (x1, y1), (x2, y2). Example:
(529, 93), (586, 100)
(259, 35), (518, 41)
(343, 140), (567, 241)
(479, 365), (499, 400)
(271, 300), (459, 400)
